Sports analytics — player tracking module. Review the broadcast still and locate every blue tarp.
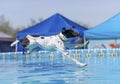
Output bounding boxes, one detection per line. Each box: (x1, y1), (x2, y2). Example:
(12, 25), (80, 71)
(84, 12), (120, 39)
(17, 13), (87, 40)
(17, 13), (87, 51)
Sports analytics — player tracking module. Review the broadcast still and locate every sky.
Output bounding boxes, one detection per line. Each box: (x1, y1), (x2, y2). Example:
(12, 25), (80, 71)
(0, 0), (120, 28)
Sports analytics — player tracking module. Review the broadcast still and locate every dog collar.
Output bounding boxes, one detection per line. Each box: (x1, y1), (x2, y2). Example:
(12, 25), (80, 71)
(58, 33), (68, 42)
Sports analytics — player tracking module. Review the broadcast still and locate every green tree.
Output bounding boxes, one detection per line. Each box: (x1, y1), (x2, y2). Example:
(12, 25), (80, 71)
(0, 15), (15, 37)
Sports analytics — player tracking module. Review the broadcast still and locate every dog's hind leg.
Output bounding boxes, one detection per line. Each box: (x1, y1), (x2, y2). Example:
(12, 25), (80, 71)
(26, 43), (43, 54)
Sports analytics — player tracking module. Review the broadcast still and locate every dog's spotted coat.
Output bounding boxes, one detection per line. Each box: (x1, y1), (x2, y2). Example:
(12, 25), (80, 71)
(11, 28), (87, 67)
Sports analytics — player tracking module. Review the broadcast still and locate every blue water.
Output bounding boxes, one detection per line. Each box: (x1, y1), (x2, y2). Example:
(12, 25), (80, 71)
(0, 50), (120, 84)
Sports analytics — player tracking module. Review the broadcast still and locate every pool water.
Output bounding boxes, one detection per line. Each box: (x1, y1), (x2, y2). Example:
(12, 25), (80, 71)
(0, 50), (120, 84)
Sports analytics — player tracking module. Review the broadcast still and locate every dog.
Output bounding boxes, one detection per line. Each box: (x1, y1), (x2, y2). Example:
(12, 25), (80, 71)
(11, 27), (87, 67)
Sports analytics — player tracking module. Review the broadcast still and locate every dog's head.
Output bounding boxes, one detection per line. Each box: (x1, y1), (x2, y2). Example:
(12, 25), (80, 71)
(62, 26), (79, 38)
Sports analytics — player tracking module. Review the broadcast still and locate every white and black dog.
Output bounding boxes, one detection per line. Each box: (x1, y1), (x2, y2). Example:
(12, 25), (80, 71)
(11, 27), (88, 67)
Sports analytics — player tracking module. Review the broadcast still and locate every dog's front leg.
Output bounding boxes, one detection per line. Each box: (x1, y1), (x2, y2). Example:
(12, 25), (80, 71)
(56, 41), (87, 67)
(63, 51), (87, 67)
(57, 48), (87, 67)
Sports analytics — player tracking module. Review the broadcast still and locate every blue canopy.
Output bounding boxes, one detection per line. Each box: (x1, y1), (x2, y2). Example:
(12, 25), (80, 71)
(84, 12), (120, 39)
(17, 13), (87, 40)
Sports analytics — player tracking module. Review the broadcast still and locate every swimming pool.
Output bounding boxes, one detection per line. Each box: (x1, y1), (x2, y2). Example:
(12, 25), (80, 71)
(0, 49), (120, 84)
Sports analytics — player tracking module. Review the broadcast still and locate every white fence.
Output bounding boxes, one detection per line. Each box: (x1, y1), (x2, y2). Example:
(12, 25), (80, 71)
(0, 49), (119, 64)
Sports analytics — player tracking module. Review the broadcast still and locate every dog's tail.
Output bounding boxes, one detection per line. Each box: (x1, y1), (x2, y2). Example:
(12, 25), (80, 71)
(11, 40), (19, 47)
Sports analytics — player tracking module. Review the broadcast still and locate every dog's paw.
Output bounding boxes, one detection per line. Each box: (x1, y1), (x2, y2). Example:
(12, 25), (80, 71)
(81, 63), (87, 67)
(76, 62), (87, 67)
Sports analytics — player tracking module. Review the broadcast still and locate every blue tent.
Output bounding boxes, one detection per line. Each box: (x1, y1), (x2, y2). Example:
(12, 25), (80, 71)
(17, 13), (87, 51)
(84, 12), (120, 39)
(17, 13), (87, 40)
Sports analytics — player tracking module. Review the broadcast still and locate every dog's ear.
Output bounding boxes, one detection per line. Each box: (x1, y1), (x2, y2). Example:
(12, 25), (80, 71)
(62, 27), (66, 33)
(69, 26), (75, 30)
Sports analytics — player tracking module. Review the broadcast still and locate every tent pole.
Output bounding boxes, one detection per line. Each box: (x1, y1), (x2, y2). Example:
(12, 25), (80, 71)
(15, 38), (17, 52)
(15, 34), (18, 52)
(84, 36), (85, 49)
